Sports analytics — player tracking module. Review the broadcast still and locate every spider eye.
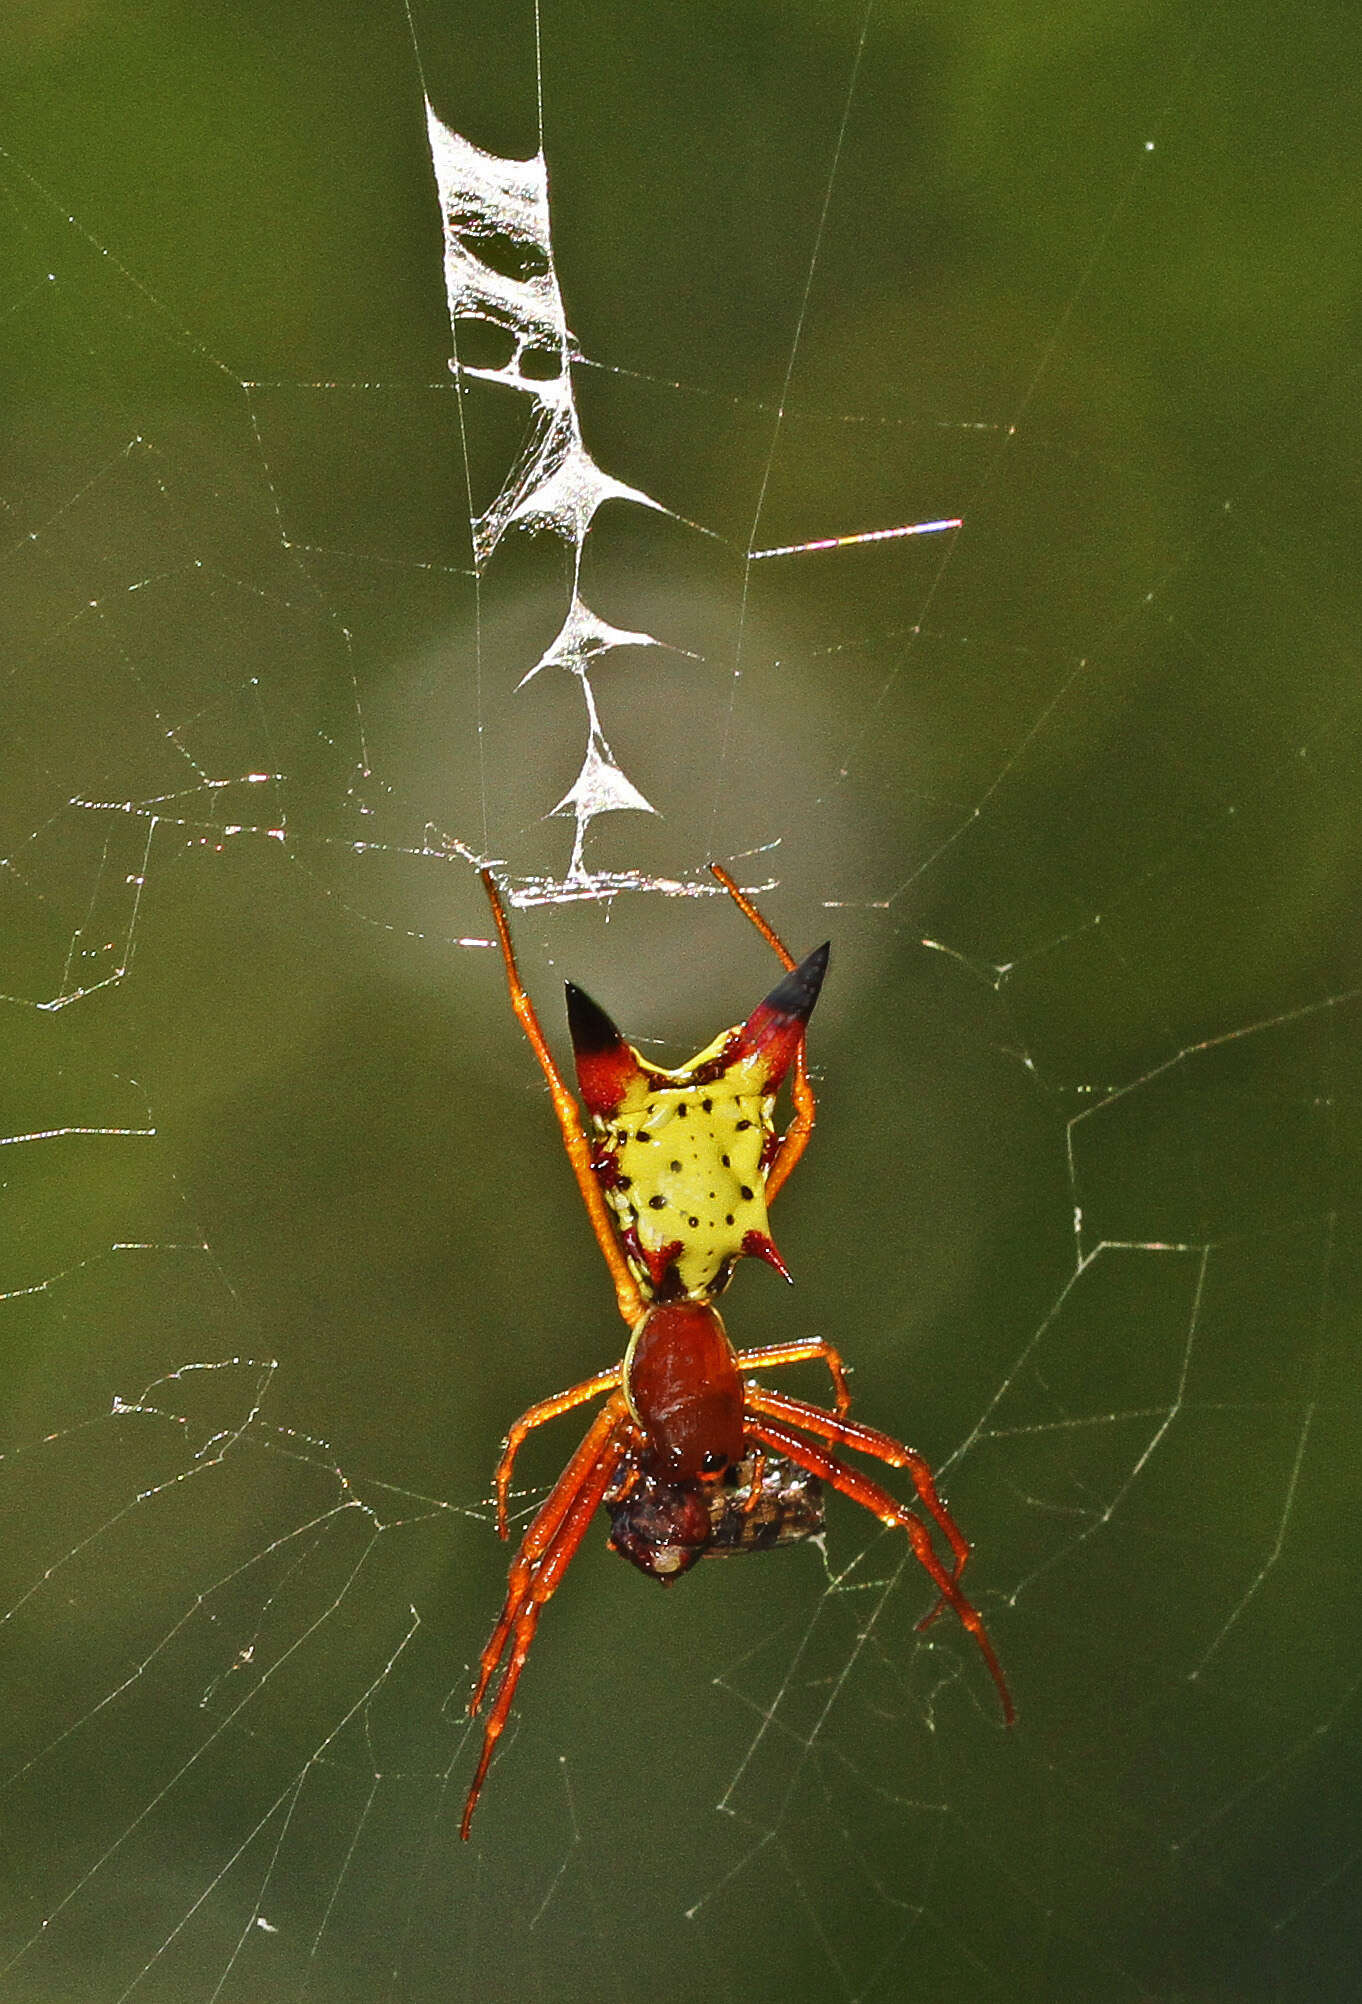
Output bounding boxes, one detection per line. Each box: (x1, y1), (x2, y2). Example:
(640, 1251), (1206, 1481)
(700, 1450), (728, 1476)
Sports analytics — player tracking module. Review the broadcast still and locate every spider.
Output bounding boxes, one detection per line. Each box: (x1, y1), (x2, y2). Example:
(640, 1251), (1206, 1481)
(462, 865), (1013, 1839)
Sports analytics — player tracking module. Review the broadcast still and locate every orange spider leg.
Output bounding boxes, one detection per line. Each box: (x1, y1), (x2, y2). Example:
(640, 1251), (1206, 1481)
(481, 871), (646, 1331)
(737, 1442), (768, 1516)
(463, 1394), (632, 1839)
(736, 1338), (852, 1417)
(708, 863), (799, 971)
(493, 1367), (623, 1537)
(469, 1395), (630, 1717)
(741, 1384), (971, 1591)
(709, 863), (816, 1203)
(744, 1413), (1014, 1725)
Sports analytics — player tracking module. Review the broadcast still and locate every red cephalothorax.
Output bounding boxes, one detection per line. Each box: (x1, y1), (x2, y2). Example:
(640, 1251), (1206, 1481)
(624, 1300), (744, 1477)
(460, 867), (1013, 1840)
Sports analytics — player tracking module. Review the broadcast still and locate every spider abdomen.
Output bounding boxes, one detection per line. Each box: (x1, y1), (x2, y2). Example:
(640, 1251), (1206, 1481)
(623, 1300), (743, 1480)
(566, 942), (828, 1302)
(599, 1066), (776, 1298)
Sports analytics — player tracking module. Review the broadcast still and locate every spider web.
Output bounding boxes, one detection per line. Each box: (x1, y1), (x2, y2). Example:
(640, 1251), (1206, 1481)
(2, 2), (1360, 1999)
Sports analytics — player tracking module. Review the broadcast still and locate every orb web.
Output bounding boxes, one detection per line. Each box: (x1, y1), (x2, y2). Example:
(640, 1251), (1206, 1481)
(0, 2), (1358, 1999)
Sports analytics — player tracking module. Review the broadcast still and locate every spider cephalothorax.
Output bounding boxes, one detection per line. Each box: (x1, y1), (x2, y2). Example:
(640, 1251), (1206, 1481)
(460, 867), (1012, 1840)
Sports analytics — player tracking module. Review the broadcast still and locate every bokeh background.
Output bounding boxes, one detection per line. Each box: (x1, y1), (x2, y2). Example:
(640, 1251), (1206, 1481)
(1, 2), (1360, 1998)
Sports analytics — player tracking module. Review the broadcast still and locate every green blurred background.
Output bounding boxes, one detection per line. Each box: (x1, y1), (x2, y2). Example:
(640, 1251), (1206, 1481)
(1, 1), (1360, 1998)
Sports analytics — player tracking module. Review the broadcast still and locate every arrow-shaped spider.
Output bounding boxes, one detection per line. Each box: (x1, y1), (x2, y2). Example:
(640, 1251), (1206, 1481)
(462, 865), (1013, 1838)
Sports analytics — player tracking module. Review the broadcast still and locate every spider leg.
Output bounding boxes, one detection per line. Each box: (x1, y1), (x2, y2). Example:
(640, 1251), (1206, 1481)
(493, 1367), (622, 1537)
(741, 1384), (969, 1587)
(744, 1413), (1014, 1725)
(708, 863), (799, 973)
(736, 1338), (852, 1416)
(462, 1394), (632, 1840)
(469, 1394), (629, 1717)
(738, 1442), (768, 1515)
(709, 864), (816, 1204)
(481, 872), (646, 1331)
